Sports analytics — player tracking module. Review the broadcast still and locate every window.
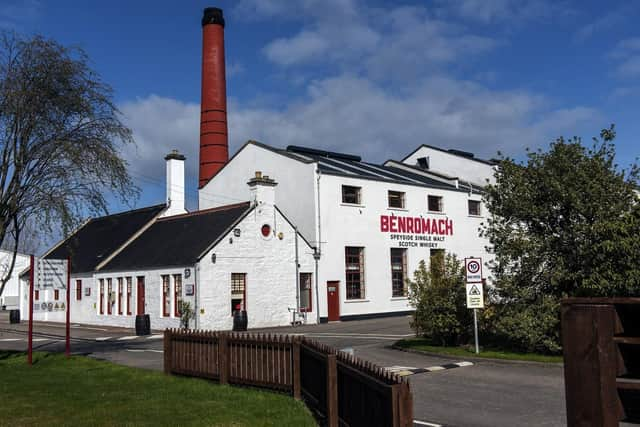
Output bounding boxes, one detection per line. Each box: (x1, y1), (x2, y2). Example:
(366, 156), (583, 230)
(391, 248), (408, 297)
(468, 200), (481, 216)
(174, 274), (182, 317)
(341, 185), (361, 204)
(345, 247), (365, 299)
(35, 290), (39, 300)
(428, 195), (443, 212)
(126, 277), (132, 315)
(231, 273), (246, 314)
(107, 278), (112, 315)
(54, 289), (59, 300)
(76, 280), (82, 301)
(162, 275), (170, 317)
(299, 273), (313, 312)
(99, 279), (104, 314)
(117, 278), (123, 315)
(388, 191), (405, 209)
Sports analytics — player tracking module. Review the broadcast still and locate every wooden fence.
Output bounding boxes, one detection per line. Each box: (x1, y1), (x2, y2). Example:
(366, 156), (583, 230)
(164, 329), (412, 427)
(562, 298), (640, 426)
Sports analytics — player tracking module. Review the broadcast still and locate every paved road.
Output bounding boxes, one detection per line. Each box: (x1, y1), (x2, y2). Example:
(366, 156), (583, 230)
(0, 312), (570, 426)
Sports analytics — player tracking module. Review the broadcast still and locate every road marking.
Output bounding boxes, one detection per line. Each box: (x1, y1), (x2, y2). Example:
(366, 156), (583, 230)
(304, 332), (413, 338)
(303, 334), (401, 340)
(32, 338), (51, 342)
(146, 334), (163, 340)
(386, 361), (473, 376)
(126, 349), (163, 353)
(0, 338), (21, 342)
(71, 325), (108, 331)
(414, 420), (442, 427)
(117, 336), (138, 341)
(95, 337), (112, 341)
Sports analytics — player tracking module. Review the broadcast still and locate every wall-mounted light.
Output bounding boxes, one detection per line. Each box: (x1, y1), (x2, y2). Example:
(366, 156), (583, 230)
(277, 232), (284, 240)
(184, 268), (191, 278)
(233, 228), (241, 237)
(211, 253), (216, 264)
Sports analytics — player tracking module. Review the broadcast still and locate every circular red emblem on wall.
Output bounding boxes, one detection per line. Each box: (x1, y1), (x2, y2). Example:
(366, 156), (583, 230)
(261, 224), (271, 237)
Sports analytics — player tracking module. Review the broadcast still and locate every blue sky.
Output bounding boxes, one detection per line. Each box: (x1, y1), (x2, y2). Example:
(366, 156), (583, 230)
(2, 0), (639, 214)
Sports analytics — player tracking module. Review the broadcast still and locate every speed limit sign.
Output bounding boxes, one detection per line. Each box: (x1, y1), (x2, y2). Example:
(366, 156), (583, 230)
(465, 257), (482, 283)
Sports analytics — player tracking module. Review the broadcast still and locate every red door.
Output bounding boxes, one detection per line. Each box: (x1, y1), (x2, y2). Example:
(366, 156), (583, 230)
(327, 281), (340, 321)
(137, 277), (145, 315)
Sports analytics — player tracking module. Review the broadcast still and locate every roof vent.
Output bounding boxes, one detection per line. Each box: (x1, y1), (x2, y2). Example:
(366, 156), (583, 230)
(286, 145), (361, 162)
(447, 149), (475, 159)
(417, 157), (429, 170)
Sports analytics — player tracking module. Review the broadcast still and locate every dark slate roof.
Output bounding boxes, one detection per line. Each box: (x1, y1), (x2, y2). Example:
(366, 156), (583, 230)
(45, 204), (166, 274)
(284, 146), (465, 192)
(99, 202), (251, 272)
(402, 144), (498, 166)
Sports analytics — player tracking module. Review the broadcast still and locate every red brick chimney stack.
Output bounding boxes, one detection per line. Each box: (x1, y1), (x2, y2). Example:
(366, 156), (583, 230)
(199, 7), (228, 188)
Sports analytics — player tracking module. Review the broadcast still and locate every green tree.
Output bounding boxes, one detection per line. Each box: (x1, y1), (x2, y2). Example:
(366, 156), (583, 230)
(483, 125), (640, 353)
(408, 253), (472, 346)
(0, 32), (138, 297)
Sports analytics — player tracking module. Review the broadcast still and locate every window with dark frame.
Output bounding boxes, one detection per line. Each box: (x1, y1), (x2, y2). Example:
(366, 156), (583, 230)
(126, 277), (132, 315)
(162, 275), (170, 317)
(341, 185), (362, 204)
(468, 200), (481, 216)
(299, 273), (313, 312)
(428, 195), (443, 212)
(117, 278), (123, 315)
(174, 274), (182, 317)
(99, 279), (104, 314)
(107, 278), (112, 315)
(345, 247), (365, 299)
(388, 190), (405, 209)
(76, 280), (82, 301)
(390, 248), (408, 297)
(231, 273), (246, 314)
(54, 289), (59, 300)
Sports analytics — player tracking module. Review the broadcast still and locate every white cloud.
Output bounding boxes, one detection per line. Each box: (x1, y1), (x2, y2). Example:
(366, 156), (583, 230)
(435, 0), (571, 24)
(264, 31), (330, 66)
(574, 5), (636, 42)
(610, 38), (640, 78)
(0, 0), (40, 29)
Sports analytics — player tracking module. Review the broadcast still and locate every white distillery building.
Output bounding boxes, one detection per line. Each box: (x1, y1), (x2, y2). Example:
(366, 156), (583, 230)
(21, 153), (316, 330)
(1, 249), (30, 310)
(199, 142), (495, 322)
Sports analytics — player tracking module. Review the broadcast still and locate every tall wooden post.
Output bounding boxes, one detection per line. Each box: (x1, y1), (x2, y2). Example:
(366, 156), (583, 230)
(164, 329), (172, 375)
(219, 333), (229, 384)
(27, 255), (34, 366)
(292, 338), (301, 399)
(326, 353), (338, 427)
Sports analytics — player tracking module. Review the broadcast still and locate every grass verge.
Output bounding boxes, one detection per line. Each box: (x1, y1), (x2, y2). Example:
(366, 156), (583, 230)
(0, 351), (316, 426)
(394, 338), (563, 363)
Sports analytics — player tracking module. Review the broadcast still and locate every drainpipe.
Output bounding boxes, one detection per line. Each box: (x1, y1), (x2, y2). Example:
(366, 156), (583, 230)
(194, 263), (200, 329)
(314, 167), (322, 324)
(295, 226), (300, 323)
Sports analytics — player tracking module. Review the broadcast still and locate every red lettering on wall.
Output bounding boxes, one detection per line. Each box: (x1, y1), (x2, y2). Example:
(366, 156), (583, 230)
(398, 216), (406, 233)
(438, 219), (445, 235)
(406, 217), (414, 233)
(431, 218), (439, 235)
(390, 215), (398, 232)
(445, 219), (453, 235)
(381, 215), (389, 232)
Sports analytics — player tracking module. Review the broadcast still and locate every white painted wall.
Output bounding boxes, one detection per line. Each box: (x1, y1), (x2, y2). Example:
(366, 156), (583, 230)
(315, 173), (491, 319)
(1, 250), (30, 309)
(198, 143), (318, 245)
(197, 203), (316, 330)
(403, 146), (496, 187)
(162, 153), (187, 217)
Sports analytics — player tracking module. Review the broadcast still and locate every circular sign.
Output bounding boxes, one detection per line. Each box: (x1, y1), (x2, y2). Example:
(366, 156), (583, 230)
(467, 260), (480, 274)
(261, 224), (271, 237)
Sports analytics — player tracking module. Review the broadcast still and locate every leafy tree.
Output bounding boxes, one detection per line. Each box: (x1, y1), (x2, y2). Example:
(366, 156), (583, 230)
(482, 125), (640, 353)
(0, 32), (138, 297)
(408, 253), (472, 346)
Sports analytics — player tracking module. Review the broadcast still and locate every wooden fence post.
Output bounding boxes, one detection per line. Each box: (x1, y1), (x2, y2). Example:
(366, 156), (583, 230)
(164, 329), (172, 375)
(326, 353), (338, 427)
(292, 337), (301, 399)
(219, 332), (229, 385)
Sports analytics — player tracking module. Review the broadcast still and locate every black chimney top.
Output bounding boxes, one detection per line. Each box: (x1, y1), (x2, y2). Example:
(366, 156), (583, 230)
(202, 7), (225, 27)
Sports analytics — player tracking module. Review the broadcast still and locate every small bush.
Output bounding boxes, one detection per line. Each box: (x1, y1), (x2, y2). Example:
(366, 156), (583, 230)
(408, 253), (473, 346)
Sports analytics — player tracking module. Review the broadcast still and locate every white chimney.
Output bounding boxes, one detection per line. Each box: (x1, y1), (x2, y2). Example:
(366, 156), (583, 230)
(162, 150), (187, 217)
(247, 171), (277, 208)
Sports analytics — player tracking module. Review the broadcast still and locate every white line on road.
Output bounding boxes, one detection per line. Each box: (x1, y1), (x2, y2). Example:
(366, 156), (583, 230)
(117, 336), (138, 341)
(95, 337), (112, 341)
(126, 349), (163, 353)
(146, 335), (163, 340)
(71, 325), (108, 331)
(414, 420), (442, 427)
(304, 332), (413, 338)
(32, 338), (51, 342)
(304, 334), (401, 340)
(0, 338), (21, 342)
